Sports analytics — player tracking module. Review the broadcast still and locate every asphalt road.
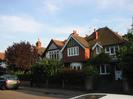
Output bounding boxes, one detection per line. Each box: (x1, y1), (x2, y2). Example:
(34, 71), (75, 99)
(0, 87), (84, 99)
(0, 90), (60, 99)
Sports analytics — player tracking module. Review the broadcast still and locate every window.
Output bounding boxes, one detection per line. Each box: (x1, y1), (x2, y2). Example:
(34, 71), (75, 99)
(105, 47), (109, 53)
(110, 47), (115, 54)
(100, 64), (110, 75)
(49, 50), (59, 60)
(105, 46), (119, 55)
(70, 62), (82, 70)
(96, 46), (101, 54)
(67, 47), (79, 56)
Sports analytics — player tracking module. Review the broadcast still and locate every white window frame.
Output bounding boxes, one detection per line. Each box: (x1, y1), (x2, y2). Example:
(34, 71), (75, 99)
(105, 46), (119, 55)
(70, 62), (82, 70)
(67, 47), (79, 56)
(100, 64), (110, 75)
(96, 46), (101, 55)
(49, 50), (59, 60)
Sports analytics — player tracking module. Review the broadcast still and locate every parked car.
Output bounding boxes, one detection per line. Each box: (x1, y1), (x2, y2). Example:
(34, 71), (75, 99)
(0, 74), (20, 90)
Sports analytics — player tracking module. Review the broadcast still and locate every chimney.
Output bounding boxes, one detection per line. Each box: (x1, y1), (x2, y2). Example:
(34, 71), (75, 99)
(94, 29), (98, 40)
(72, 30), (78, 35)
(36, 38), (42, 48)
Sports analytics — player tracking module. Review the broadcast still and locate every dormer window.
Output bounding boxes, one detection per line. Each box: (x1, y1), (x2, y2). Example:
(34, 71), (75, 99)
(92, 43), (103, 55)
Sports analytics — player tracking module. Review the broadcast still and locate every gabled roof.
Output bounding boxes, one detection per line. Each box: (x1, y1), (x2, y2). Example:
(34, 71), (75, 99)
(86, 27), (127, 47)
(0, 52), (5, 60)
(72, 33), (90, 48)
(61, 32), (90, 52)
(43, 39), (66, 57)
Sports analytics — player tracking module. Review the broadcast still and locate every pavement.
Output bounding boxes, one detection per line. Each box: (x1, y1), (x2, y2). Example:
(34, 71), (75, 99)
(70, 93), (133, 99)
(100, 94), (133, 99)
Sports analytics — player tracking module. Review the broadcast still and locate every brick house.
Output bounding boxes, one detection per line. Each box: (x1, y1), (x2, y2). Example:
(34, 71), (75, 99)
(61, 27), (127, 80)
(61, 30), (91, 70)
(43, 27), (127, 80)
(86, 27), (127, 80)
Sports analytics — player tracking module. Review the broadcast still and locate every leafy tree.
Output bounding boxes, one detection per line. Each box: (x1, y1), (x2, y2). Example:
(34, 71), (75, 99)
(31, 58), (64, 86)
(90, 52), (111, 65)
(83, 64), (98, 77)
(118, 33), (133, 81)
(5, 41), (38, 73)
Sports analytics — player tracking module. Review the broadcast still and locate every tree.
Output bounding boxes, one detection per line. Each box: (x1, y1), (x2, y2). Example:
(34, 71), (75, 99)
(118, 33), (133, 82)
(31, 58), (64, 86)
(90, 52), (111, 65)
(5, 41), (38, 72)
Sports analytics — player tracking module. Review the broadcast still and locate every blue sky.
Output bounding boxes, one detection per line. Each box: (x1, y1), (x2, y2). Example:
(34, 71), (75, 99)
(0, 0), (133, 52)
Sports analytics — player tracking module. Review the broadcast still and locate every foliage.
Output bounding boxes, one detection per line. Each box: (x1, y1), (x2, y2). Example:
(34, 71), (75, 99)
(90, 53), (111, 65)
(39, 59), (64, 77)
(31, 62), (46, 84)
(15, 71), (31, 81)
(31, 58), (64, 84)
(117, 32), (133, 79)
(5, 41), (38, 72)
(83, 61), (98, 77)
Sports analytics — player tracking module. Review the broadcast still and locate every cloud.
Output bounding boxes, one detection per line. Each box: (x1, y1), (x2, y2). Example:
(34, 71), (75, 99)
(40, 0), (62, 14)
(0, 15), (43, 33)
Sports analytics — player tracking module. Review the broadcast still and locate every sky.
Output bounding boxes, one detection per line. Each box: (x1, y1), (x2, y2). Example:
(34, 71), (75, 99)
(0, 0), (133, 52)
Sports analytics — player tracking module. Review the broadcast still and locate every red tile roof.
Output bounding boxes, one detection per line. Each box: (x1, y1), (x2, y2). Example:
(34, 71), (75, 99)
(72, 33), (90, 48)
(53, 39), (66, 49)
(86, 27), (127, 47)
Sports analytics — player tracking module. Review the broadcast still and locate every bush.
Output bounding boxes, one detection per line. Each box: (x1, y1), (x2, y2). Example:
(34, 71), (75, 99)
(31, 62), (46, 84)
(13, 71), (31, 81)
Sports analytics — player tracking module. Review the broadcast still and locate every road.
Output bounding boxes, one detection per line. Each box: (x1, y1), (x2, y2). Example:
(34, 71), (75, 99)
(0, 87), (85, 99)
(0, 90), (60, 99)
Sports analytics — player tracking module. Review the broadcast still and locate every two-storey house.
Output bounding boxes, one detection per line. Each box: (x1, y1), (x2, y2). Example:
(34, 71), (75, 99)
(61, 30), (90, 70)
(86, 27), (127, 80)
(61, 27), (127, 80)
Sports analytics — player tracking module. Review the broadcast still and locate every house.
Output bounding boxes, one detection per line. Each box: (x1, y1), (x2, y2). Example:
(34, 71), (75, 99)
(43, 39), (66, 60)
(61, 30), (91, 70)
(61, 27), (127, 80)
(86, 27), (127, 80)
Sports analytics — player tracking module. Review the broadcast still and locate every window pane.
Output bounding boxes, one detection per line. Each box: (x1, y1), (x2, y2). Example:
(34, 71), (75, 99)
(77, 47), (79, 55)
(101, 65), (105, 73)
(110, 47), (114, 54)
